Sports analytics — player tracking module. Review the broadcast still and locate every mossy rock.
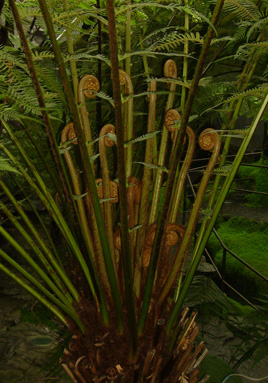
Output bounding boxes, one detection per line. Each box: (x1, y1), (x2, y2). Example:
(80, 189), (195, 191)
(208, 217), (268, 298)
(199, 355), (243, 383)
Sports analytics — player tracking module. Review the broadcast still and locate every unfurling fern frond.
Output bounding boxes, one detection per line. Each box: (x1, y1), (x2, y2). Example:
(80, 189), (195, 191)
(151, 32), (203, 52)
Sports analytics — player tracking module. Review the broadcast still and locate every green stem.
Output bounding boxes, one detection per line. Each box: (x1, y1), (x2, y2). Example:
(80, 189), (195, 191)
(8, 0), (78, 229)
(63, 0), (78, 101)
(0, 225), (73, 309)
(1, 144), (100, 306)
(138, 0), (225, 336)
(169, 126), (195, 223)
(208, 51), (258, 208)
(166, 92), (268, 336)
(149, 61), (177, 224)
(38, 0), (121, 328)
(120, 70), (134, 179)
(0, 184), (79, 303)
(0, 262), (71, 330)
(61, 124), (97, 267)
(78, 75), (97, 158)
(139, 31), (150, 79)
(134, 81), (157, 300)
(106, 0), (137, 356)
(181, 0), (189, 112)
(0, 249), (83, 331)
(9, 175), (64, 268)
(164, 130), (220, 304)
(125, 0), (131, 76)
(99, 125), (116, 266)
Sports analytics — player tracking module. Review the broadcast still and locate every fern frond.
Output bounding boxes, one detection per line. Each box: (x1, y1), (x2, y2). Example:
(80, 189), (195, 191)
(0, 105), (22, 122)
(236, 41), (268, 60)
(53, 10), (108, 28)
(125, 131), (160, 147)
(152, 32), (203, 52)
(115, 2), (182, 17)
(133, 162), (169, 173)
(247, 16), (268, 41)
(120, 50), (194, 61)
(225, 86), (268, 104)
(219, 129), (249, 137)
(199, 208), (214, 219)
(65, 53), (111, 66)
(220, 0), (260, 22)
(233, 21), (252, 40)
(0, 158), (21, 174)
(139, 26), (184, 48)
(184, 275), (232, 311)
(148, 77), (191, 88)
(212, 165), (233, 175)
(95, 91), (114, 106)
(32, 51), (55, 61)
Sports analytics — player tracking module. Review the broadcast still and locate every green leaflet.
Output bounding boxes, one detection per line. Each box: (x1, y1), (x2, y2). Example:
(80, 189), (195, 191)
(0, 159), (21, 174)
(133, 162), (169, 173)
(73, 192), (88, 200)
(125, 131), (160, 146)
(212, 165), (233, 175)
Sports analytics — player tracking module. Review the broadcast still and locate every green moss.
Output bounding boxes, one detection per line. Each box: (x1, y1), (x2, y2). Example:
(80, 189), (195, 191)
(208, 217), (268, 298)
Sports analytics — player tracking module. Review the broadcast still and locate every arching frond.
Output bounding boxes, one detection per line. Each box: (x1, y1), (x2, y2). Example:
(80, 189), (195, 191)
(0, 158), (21, 174)
(0, 104), (22, 122)
(151, 31), (203, 52)
(65, 53), (111, 66)
(247, 16), (268, 41)
(219, 0), (260, 22)
(236, 41), (268, 60)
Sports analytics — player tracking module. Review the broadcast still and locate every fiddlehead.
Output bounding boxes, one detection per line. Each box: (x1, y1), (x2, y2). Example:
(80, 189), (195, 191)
(159, 129), (221, 306)
(98, 124), (117, 266)
(149, 60), (178, 224)
(78, 75), (100, 158)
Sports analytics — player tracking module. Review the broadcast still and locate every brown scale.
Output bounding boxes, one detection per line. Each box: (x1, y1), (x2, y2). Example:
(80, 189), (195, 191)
(96, 179), (118, 204)
(59, 310), (207, 383)
(140, 223), (185, 299)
